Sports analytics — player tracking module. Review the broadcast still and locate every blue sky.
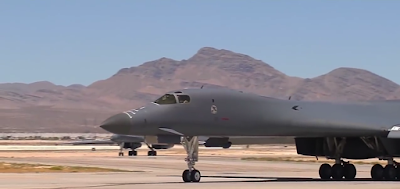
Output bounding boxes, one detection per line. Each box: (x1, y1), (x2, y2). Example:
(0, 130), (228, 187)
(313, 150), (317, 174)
(0, 0), (399, 86)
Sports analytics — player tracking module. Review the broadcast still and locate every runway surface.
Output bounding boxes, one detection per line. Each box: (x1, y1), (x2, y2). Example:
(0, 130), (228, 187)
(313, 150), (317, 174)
(0, 150), (399, 189)
(0, 145), (246, 151)
(0, 145), (119, 151)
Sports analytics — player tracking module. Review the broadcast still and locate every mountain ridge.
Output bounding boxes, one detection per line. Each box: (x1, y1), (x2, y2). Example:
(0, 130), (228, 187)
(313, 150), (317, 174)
(1, 47), (399, 132)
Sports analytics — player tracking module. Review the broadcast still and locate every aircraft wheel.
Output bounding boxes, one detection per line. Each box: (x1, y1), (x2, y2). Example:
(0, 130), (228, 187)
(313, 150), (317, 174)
(343, 163), (356, 180)
(319, 163), (332, 180)
(182, 169), (191, 182)
(383, 164), (397, 180)
(128, 150), (137, 156)
(118, 152), (124, 156)
(371, 164), (384, 180)
(331, 164), (344, 180)
(190, 170), (201, 182)
(147, 151), (157, 156)
(181, 169), (201, 182)
(396, 166), (400, 180)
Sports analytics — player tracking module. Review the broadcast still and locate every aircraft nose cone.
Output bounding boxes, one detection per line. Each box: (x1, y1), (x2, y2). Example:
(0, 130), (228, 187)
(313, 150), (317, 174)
(100, 113), (132, 134)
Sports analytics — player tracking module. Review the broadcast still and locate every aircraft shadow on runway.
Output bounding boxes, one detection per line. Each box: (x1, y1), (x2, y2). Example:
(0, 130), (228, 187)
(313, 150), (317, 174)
(86, 175), (399, 188)
(93, 177), (399, 188)
(157, 175), (400, 183)
(201, 175), (399, 182)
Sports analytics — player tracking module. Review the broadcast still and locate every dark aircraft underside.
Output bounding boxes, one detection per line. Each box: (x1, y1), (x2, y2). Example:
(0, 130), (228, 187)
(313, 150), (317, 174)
(177, 136), (400, 183)
(117, 136), (400, 182)
(118, 136), (233, 157)
(295, 137), (400, 181)
(118, 142), (175, 156)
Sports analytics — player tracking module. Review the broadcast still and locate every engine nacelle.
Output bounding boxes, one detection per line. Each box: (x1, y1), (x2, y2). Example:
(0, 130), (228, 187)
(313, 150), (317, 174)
(151, 144), (174, 149)
(204, 141), (232, 149)
(204, 137), (232, 149)
(144, 135), (181, 144)
(123, 142), (142, 149)
(111, 134), (144, 143)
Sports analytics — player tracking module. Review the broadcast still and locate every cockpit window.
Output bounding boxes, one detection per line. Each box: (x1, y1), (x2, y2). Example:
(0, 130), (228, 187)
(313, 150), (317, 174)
(177, 95), (190, 103)
(154, 94), (177, 104)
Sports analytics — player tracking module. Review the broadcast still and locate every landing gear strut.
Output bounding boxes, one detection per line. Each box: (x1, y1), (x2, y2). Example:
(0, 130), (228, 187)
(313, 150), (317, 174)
(145, 143), (157, 156)
(118, 143), (124, 156)
(181, 136), (201, 182)
(318, 137), (356, 180)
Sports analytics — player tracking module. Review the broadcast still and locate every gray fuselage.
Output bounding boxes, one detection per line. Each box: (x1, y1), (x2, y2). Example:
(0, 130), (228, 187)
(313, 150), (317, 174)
(100, 88), (400, 138)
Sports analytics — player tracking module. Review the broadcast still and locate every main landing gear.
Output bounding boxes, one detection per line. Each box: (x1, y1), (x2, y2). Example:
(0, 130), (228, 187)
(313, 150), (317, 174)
(318, 137), (400, 181)
(370, 158), (400, 180)
(117, 143), (138, 156)
(319, 158), (400, 180)
(318, 137), (357, 180)
(146, 143), (157, 156)
(181, 136), (201, 182)
(319, 160), (356, 180)
(148, 150), (157, 156)
(118, 144), (125, 156)
(128, 150), (137, 156)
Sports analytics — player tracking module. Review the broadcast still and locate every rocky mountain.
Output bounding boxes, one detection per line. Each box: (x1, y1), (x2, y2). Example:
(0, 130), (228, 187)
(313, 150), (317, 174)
(1, 47), (399, 132)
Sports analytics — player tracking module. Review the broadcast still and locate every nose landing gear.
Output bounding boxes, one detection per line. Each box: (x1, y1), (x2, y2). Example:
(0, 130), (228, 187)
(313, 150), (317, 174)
(181, 136), (201, 182)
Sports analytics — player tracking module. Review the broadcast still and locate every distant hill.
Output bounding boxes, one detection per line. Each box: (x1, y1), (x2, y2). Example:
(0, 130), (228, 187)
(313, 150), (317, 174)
(1, 47), (399, 132)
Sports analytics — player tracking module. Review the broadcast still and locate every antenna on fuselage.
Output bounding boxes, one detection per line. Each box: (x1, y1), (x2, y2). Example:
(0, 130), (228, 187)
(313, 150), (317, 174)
(200, 85), (204, 89)
(288, 96), (291, 100)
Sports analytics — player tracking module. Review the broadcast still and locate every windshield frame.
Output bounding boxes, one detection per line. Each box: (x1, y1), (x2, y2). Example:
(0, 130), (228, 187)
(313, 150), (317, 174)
(153, 93), (178, 105)
(153, 93), (191, 105)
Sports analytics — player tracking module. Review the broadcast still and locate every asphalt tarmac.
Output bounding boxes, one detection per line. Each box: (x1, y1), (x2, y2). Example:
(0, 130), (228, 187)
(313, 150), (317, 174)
(1, 151), (399, 189)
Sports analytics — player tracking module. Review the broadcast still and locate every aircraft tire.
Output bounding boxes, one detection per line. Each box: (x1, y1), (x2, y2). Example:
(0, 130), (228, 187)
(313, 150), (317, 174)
(181, 169), (201, 182)
(118, 152), (124, 156)
(343, 163), (356, 180)
(396, 166), (400, 180)
(147, 151), (157, 156)
(331, 164), (344, 180)
(371, 164), (384, 180)
(383, 164), (396, 180)
(128, 150), (137, 156)
(182, 169), (191, 182)
(318, 163), (332, 180)
(190, 170), (201, 182)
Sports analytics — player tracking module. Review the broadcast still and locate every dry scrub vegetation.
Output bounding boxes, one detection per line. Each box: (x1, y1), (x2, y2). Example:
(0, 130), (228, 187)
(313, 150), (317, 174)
(0, 162), (133, 173)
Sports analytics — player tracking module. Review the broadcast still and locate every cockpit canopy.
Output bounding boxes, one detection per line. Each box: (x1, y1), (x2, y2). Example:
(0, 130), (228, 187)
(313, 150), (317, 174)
(154, 92), (191, 105)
